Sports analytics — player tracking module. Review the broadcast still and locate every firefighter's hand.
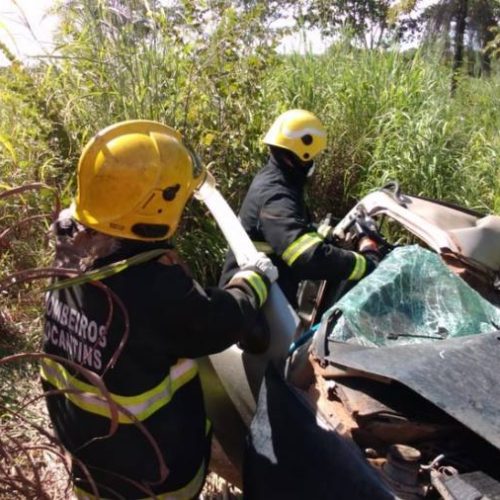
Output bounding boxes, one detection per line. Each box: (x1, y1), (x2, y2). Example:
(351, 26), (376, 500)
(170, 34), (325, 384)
(243, 253), (278, 284)
(317, 222), (334, 240)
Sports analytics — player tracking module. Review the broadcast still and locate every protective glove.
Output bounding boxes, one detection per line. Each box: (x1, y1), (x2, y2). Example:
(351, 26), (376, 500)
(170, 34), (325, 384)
(230, 253), (278, 308)
(242, 252), (279, 284)
(317, 222), (334, 240)
(317, 212), (334, 240)
(363, 252), (380, 275)
(238, 313), (270, 354)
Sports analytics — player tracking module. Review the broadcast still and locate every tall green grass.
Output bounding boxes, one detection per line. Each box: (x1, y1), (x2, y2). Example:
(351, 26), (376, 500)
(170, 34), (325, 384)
(1, 2), (499, 286)
(1, 5), (498, 493)
(271, 45), (499, 217)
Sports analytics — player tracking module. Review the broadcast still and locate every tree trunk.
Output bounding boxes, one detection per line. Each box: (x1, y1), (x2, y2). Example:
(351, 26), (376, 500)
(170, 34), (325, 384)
(480, 13), (495, 77)
(480, 43), (492, 76)
(451, 0), (468, 95)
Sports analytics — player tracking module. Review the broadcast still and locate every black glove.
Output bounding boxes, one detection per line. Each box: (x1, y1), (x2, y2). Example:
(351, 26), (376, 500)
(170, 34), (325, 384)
(238, 312), (270, 354)
(362, 251), (380, 275)
(351, 213), (385, 246)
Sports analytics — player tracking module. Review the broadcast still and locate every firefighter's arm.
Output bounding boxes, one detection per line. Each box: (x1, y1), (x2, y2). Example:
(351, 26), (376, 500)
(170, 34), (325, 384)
(260, 193), (373, 283)
(228, 252), (278, 306)
(159, 259), (277, 358)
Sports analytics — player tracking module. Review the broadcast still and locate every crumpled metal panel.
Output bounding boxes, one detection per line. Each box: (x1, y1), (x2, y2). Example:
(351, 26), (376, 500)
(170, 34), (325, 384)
(431, 470), (500, 499)
(322, 332), (500, 450)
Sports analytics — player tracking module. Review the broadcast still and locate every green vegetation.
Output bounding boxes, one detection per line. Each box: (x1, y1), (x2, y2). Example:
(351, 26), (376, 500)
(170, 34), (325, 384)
(0, 0), (498, 495)
(0, 0), (497, 307)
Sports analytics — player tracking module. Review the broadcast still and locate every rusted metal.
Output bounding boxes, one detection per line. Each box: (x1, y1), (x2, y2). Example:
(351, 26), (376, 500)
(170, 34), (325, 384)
(380, 444), (427, 499)
(323, 333), (500, 451)
(430, 469), (500, 500)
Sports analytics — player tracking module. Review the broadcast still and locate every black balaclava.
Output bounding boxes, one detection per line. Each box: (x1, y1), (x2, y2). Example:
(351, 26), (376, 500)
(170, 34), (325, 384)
(269, 146), (315, 178)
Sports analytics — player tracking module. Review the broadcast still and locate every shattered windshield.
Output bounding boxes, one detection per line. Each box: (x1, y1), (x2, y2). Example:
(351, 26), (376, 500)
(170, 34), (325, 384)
(323, 246), (500, 347)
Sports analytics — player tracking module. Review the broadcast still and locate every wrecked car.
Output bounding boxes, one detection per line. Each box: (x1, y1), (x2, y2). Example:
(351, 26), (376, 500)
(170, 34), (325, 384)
(198, 182), (500, 499)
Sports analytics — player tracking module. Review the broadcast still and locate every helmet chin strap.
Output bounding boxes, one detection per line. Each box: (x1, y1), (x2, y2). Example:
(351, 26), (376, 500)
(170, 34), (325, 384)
(306, 163), (315, 177)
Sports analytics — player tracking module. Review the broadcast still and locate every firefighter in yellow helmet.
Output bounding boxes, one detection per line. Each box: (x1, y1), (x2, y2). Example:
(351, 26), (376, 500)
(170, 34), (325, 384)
(41, 120), (277, 499)
(220, 109), (379, 307)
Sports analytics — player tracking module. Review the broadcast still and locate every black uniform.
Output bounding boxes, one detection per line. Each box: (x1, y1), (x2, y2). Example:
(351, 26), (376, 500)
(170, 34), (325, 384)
(219, 154), (373, 307)
(41, 220), (269, 499)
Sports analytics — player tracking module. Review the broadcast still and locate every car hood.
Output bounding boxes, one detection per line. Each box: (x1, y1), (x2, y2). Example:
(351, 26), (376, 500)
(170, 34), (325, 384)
(317, 332), (500, 450)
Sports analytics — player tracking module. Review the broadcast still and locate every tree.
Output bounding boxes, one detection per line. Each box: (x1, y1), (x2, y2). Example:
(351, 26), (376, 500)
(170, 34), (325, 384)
(451, 0), (468, 93)
(291, 0), (395, 49)
(388, 0), (499, 94)
(398, 0), (500, 73)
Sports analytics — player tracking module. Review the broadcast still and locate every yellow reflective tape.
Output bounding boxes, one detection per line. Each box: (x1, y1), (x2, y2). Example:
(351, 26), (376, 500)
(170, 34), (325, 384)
(205, 418), (212, 435)
(150, 459), (206, 500)
(74, 457), (207, 500)
(246, 272), (268, 306)
(252, 240), (274, 254)
(347, 252), (367, 281)
(40, 358), (198, 423)
(46, 248), (166, 291)
(282, 232), (323, 266)
(74, 485), (101, 500)
(233, 270), (268, 306)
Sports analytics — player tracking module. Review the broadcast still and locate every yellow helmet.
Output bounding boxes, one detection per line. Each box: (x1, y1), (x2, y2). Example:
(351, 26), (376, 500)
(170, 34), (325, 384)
(71, 120), (205, 241)
(263, 109), (327, 161)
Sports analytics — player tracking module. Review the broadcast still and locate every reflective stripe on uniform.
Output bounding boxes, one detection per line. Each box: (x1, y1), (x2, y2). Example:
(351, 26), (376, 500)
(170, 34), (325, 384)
(46, 248), (166, 291)
(232, 270), (267, 307)
(252, 241), (274, 254)
(347, 252), (367, 281)
(40, 358), (198, 424)
(74, 456), (208, 500)
(74, 485), (106, 500)
(281, 232), (323, 266)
